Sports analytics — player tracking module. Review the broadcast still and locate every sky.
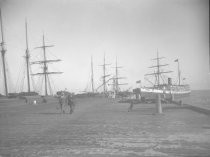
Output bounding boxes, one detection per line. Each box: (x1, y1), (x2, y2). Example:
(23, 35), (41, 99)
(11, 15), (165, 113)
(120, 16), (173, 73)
(0, 0), (209, 94)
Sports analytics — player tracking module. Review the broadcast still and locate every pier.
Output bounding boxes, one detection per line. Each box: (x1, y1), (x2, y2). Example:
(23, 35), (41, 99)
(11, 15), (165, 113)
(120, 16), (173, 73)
(0, 97), (210, 156)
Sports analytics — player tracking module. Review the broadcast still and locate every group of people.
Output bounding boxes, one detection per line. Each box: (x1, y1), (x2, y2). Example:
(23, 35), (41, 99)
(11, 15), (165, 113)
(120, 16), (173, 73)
(57, 91), (75, 114)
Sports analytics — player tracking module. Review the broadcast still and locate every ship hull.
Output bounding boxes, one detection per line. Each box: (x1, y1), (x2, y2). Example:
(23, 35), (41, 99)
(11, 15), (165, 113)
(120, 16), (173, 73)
(140, 86), (191, 100)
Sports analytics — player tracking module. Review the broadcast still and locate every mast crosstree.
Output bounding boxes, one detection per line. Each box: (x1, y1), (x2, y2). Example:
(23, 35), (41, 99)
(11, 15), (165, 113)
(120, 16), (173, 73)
(32, 34), (62, 96)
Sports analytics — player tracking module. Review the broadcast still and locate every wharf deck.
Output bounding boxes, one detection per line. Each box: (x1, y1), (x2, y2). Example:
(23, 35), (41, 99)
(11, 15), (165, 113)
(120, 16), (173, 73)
(0, 97), (210, 156)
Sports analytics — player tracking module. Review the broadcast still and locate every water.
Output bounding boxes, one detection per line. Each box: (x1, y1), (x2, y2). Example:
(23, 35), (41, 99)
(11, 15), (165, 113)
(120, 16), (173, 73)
(182, 90), (210, 110)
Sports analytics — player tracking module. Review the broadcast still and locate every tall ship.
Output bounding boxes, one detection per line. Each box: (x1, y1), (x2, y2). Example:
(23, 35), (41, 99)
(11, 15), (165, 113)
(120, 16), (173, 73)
(0, 9), (62, 97)
(139, 52), (191, 100)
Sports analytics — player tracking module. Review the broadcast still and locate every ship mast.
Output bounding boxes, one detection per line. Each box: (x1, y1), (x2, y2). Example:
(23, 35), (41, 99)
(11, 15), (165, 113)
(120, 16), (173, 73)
(115, 57), (120, 92)
(0, 9), (8, 96)
(113, 57), (127, 94)
(99, 54), (110, 94)
(145, 51), (172, 88)
(31, 34), (62, 96)
(177, 59), (181, 85)
(91, 56), (94, 93)
(25, 20), (31, 92)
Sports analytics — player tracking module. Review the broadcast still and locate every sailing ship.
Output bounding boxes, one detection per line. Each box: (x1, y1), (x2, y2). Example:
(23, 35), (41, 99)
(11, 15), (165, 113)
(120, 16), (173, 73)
(16, 20), (39, 97)
(139, 52), (191, 100)
(81, 54), (111, 96)
(31, 34), (62, 96)
(108, 57), (128, 98)
(0, 9), (62, 97)
(78, 56), (97, 97)
(95, 55), (127, 97)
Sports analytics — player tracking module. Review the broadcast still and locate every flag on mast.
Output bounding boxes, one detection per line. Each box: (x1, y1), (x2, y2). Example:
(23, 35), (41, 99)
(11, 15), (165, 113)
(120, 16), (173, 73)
(174, 59), (178, 62)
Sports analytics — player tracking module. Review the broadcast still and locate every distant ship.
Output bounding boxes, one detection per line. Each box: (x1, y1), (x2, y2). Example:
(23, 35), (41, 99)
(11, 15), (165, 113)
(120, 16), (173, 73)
(139, 52), (191, 101)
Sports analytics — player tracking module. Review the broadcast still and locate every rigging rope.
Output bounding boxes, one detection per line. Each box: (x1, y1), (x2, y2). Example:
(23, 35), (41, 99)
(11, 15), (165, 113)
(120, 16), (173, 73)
(0, 55), (4, 94)
(15, 60), (26, 93)
(20, 61), (27, 92)
(40, 75), (44, 95)
(50, 75), (56, 94)
(29, 65), (36, 92)
(5, 57), (15, 93)
(47, 75), (53, 95)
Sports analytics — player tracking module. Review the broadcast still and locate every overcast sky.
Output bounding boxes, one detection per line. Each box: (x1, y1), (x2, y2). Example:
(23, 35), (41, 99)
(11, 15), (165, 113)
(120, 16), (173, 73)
(0, 0), (209, 94)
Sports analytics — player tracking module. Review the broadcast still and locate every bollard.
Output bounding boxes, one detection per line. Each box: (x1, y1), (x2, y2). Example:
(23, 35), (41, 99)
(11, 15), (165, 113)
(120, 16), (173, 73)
(156, 94), (162, 114)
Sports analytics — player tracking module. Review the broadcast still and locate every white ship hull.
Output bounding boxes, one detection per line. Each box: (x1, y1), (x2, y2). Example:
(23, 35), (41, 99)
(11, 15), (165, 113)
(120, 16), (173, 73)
(140, 85), (191, 100)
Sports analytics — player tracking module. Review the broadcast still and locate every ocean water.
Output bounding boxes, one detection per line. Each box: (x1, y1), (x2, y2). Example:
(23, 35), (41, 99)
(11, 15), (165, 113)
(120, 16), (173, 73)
(181, 90), (210, 110)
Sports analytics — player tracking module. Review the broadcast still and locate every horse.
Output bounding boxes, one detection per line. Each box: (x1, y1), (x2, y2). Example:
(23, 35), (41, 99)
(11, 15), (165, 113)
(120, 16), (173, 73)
(58, 92), (75, 114)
